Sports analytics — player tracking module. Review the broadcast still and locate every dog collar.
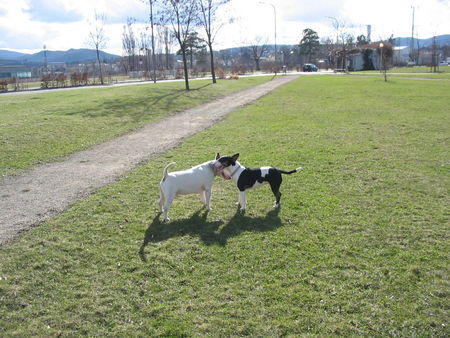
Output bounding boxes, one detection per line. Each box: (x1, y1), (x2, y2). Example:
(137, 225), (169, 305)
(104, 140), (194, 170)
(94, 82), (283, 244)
(230, 166), (240, 178)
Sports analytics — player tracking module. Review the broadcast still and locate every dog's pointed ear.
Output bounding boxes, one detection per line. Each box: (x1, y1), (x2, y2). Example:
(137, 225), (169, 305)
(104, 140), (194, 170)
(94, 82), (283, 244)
(232, 153), (240, 161)
(215, 153), (220, 160)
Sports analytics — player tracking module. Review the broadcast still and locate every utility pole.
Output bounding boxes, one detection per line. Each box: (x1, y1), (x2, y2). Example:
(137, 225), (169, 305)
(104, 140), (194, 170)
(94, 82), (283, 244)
(43, 44), (48, 73)
(148, 0), (157, 83)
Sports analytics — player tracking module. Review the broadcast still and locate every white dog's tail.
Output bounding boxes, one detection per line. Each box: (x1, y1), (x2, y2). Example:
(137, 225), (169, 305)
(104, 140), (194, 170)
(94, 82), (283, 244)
(162, 162), (176, 182)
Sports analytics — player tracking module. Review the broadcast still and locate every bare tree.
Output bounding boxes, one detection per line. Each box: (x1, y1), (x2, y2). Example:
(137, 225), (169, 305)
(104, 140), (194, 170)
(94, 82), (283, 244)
(141, 0), (158, 82)
(122, 18), (137, 72)
(327, 18), (355, 70)
(157, 24), (175, 70)
(197, 0), (230, 83)
(249, 37), (268, 71)
(88, 11), (108, 84)
(160, 0), (198, 90)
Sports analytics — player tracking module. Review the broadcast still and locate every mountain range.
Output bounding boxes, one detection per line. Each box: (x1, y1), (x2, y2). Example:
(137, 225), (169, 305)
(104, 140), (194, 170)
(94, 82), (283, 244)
(1, 34), (449, 66)
(393, 34), (450, 47)
(0, 48), (120, 66)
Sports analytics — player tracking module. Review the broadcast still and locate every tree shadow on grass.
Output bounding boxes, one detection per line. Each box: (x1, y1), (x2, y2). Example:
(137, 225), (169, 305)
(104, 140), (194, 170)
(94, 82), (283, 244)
(139, 207), (282, 261)
(64, 83), (213, 122)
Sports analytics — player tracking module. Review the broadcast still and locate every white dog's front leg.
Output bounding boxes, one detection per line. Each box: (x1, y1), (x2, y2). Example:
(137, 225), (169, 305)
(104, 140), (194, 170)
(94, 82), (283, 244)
(205, 188), (212, 210)
(239, 191), (247, 211)
(199, 190), (206, 205)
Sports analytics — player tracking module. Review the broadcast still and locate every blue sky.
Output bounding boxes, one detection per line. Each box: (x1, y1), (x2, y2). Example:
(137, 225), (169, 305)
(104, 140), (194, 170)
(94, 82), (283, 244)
(0, 0), (449, 55)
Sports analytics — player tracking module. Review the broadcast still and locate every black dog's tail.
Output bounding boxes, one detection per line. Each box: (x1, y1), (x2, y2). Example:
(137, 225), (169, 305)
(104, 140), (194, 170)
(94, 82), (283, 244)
(278, 167), (302, 175)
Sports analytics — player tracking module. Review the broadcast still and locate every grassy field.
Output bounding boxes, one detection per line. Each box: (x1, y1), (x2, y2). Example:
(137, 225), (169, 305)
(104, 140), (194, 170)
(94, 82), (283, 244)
(389, 66), (450, 73)
(351, 66), (450, 79)
(1, 76), (449, 336)
(0, 76), (271, 177)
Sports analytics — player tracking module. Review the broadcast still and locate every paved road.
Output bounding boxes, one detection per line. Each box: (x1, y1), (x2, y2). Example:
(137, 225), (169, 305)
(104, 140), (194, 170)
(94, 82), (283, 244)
(0, 74), (300, 245)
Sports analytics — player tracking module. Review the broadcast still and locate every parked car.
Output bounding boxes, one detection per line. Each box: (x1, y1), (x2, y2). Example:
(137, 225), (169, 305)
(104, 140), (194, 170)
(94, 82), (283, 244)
(303, 63), (318, 72)
(439, 61), (449, 66)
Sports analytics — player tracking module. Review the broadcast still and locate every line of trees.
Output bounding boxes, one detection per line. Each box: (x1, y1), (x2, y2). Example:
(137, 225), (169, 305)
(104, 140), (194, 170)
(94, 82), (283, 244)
(119, 0), (230, 90)
(84, 6), (449, 89)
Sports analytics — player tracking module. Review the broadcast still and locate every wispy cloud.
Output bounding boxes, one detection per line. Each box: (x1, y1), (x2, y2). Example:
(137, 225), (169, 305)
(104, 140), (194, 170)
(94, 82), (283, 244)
(0, 0), (448, 54)
(25, 0), (83, 23)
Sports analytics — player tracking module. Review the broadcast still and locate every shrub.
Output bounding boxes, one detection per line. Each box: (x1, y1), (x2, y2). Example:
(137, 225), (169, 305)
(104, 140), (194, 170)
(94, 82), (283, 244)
(56, 73), (67, 87)
(175, 66), (184, 79)
(228, 73), (239, 80)
(70, 72), (89, 86)
(0, 80), (8, 92)
(41, 74), (53, 88)
(81, 72), (89, 85)
(216, 67), (226, 79)
(8, 77), (21, 91)
(70, 72), (82, 86)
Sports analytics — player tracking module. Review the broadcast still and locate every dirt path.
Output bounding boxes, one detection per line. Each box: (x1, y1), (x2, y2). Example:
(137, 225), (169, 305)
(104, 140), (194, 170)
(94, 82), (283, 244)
(0, 74), (300, 245)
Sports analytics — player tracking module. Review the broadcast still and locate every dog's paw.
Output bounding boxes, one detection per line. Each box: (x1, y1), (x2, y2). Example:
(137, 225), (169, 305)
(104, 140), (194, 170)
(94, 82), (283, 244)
(162, 217), (170, 222)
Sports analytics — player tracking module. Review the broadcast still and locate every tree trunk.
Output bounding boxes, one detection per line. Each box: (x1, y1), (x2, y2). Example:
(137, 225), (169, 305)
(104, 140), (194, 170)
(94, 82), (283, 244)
(208, 43), (216, 83)
(96, 47), (104, 85)
(181, 49), (190, 90)
(255, 58), (261, 71)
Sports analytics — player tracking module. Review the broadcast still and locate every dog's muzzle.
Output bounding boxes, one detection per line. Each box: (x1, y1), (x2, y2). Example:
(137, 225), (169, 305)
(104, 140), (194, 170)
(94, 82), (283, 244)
(213, 164), (231, 180)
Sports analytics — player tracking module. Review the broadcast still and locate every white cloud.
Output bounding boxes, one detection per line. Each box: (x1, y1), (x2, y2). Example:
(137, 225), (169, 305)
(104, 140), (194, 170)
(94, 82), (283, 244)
(0, 0), (448, 54)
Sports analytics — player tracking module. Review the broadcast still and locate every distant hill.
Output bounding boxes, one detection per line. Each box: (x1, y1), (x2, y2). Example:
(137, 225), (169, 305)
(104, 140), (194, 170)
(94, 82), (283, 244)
(216, 35), (450, 55)
(0, 48), (120, 65)
(393, 34), (450, 47)
(0, 50), (26, 60)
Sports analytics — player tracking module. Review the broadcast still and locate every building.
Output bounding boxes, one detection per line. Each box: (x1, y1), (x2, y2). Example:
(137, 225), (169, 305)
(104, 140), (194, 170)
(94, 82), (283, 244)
(393, 46), (410, 66)
(345, 42), (392, 71)
(0, 65), (33, 79)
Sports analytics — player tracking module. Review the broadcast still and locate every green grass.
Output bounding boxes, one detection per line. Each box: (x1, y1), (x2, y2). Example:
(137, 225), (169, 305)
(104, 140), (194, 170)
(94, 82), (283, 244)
(1, 76), (449, 336)
(351, 66), (450, 79)
(0, 76), (271, 177)
(389, 66), (450, 73)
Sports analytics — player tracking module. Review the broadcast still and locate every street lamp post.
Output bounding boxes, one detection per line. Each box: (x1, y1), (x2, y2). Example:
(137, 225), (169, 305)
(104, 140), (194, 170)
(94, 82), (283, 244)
(379, 42), (387, 82)
(259, 1), (277, 72)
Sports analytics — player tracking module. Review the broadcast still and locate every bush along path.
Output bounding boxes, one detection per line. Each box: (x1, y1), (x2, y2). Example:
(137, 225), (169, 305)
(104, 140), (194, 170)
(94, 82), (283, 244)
(0, 74), (300, 245)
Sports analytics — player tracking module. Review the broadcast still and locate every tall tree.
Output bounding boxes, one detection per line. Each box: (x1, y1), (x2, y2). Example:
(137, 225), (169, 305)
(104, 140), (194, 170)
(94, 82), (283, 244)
(177, 31), (206, 69)
(299, 28), (319, 63)
(122, 18), (137, 72)
(88, 11), (108, 84)
(249, 37), (268, 71)
(157, 24), (175, 70)
(356, 34), (368, 46)
(197, 0), (230, 83)
(141, 0), (158, 83)
(160, 0), (198, 90)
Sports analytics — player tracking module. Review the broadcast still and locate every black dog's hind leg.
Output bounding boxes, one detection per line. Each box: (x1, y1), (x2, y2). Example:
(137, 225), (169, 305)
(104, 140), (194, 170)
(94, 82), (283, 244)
(269, 179), (282, 208)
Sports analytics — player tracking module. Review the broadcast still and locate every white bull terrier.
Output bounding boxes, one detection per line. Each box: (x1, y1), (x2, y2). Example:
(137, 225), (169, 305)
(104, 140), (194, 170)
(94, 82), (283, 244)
(159, 154), (227, 222)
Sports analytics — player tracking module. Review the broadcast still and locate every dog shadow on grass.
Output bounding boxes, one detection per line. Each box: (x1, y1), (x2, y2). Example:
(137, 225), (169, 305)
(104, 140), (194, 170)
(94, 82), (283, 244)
(139, 208), (282, 261)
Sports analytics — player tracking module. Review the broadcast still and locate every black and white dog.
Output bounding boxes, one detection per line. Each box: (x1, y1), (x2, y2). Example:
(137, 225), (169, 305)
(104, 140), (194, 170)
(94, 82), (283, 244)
(216, 153), (302, 211)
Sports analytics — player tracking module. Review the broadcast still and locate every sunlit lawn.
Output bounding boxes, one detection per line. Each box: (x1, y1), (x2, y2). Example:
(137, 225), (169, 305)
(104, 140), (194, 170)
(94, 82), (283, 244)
(0, 76), (271, 177)
(0, 76), (448, 336)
